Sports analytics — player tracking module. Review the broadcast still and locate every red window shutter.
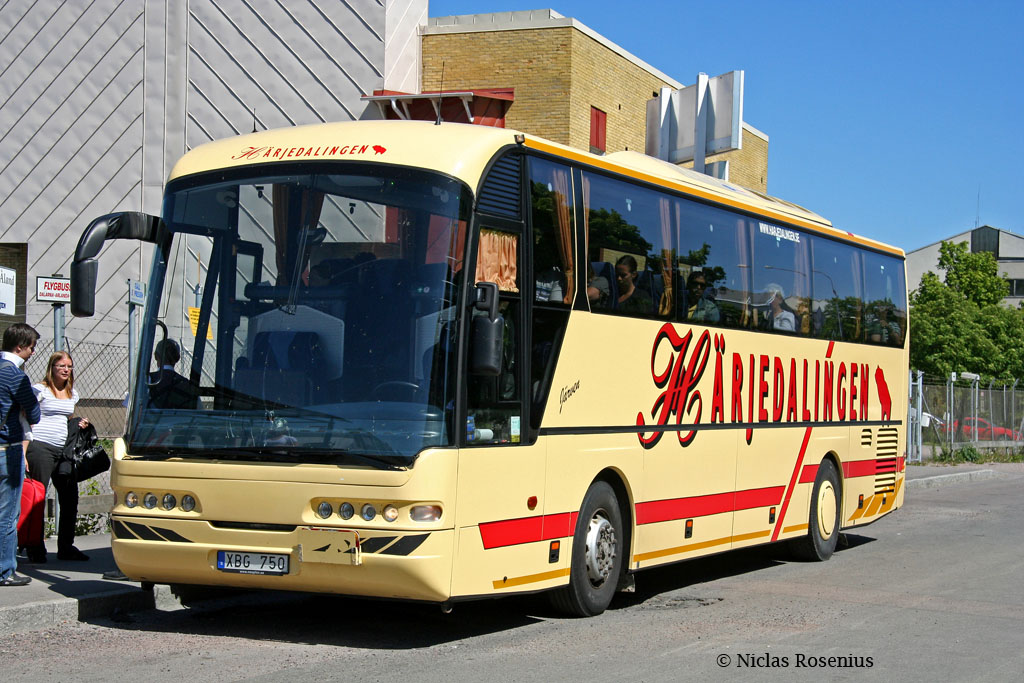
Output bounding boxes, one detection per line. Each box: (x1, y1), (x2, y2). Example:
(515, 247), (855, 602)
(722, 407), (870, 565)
(590, 106), (607, 152)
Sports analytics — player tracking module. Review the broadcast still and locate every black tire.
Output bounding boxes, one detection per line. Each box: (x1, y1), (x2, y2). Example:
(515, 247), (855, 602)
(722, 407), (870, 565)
(550, 481), (624, 617)
(790, 459), (841, 561)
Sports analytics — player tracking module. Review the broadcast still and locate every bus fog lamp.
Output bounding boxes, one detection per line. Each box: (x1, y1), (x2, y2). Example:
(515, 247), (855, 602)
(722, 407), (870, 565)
(339, 502), (354, 520)
(181, 495), (196, 512)
(143, 493), (158, 509)
(410, 505), (442, 522)
(124, 492), (138, 508)
(383, 505), (399, 522)
(317, 502), (333, 519)
(161, 493), (176, 510)
(361, 504), (377, 521)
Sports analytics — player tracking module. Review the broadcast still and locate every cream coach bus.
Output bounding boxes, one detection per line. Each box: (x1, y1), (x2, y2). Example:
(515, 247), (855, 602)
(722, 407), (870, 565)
(71, 120), (908, 616)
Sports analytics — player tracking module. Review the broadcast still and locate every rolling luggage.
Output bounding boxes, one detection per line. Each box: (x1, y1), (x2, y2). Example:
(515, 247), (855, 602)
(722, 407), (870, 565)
(18, 477), (46, 548)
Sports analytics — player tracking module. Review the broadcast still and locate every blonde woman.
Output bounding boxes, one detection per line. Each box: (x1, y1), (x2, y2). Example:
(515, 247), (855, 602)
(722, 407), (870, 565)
(24, 352), (89, 563)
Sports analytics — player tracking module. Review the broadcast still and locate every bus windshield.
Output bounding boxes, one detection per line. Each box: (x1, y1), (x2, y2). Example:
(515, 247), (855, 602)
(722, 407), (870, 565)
(128, 163), (469, 466)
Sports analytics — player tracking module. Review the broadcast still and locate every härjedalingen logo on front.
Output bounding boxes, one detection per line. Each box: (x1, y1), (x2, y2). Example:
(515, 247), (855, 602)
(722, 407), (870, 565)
(231, 144), (387, 160)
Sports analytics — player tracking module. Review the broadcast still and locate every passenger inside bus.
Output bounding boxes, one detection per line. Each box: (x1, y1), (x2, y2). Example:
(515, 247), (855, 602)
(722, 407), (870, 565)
(685, 270), (720, 323)
(614, 255), (652, 314)
(763, 283), (797, 332)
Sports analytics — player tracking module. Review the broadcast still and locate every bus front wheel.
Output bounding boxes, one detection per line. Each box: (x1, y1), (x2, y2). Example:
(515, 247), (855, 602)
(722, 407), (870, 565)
(790, 458), (841, 561)
(550, 481), (624, 617)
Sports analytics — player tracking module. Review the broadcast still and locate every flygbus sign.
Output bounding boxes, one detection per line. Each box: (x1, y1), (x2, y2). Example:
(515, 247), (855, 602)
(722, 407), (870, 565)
(37, 276), (71, 303)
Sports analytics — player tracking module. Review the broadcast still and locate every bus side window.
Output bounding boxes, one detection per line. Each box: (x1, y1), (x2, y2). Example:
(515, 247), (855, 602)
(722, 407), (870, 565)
(676, 200), (750, 329)
(810, 235), (864, 342)
(529, 159), (575, 306)
(468, 226), (523, 446)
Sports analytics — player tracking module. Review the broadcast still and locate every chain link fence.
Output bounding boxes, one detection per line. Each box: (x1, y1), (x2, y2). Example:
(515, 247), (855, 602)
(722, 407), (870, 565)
(909, 371), (1024, 461)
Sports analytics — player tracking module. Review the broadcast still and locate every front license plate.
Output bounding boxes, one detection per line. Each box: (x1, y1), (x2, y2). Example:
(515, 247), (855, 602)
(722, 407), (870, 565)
(216, 551), (290, 575)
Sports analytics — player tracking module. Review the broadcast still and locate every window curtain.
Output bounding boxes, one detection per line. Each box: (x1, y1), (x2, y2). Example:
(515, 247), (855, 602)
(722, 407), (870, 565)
(475, 229), (519, 292)
(272, 185), (324, 286)
(658, 197), (674, 316)
(551, 168), (575, 304)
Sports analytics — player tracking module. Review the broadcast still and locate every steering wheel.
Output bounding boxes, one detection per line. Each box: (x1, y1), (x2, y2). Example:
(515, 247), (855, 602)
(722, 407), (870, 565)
(370, 381), (421, 401)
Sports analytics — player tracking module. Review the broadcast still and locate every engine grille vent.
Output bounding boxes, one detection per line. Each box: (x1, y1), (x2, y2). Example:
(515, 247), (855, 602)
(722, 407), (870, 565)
(875, 427), (899, 493)
(477, 154), (522, 220)
(861, 428), (872, 448)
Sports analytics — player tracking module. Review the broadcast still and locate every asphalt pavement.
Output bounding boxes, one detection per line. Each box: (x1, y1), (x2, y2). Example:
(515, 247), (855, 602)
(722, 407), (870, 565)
(0, 461), (1017, 635)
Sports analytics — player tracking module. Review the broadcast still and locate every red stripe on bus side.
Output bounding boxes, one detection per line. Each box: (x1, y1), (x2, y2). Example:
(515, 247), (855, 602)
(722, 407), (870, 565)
(842, 459), (878, 478)
(771, 426), (814, 542)
(479, 512), (580, 549)
(635, 486), (784, 526)
(799, 464), (818, 483)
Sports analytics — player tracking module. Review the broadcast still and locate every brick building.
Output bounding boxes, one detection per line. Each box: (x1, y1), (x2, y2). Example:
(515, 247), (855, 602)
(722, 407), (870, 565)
(417, 10), (770, 193)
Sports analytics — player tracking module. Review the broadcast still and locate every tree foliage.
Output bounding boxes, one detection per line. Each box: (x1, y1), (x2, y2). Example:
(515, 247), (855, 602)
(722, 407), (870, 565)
(937, 240), (1008, 307)
(910, 241), (1021, 379)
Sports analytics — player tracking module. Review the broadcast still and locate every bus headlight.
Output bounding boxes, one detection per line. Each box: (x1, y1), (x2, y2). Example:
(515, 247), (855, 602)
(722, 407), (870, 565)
(361, 503), (377, 521)
(181, 495), (196, 512)
(161, 493), (176, 510)
(410, 505), (442, 522)
(143, 493), (158, 509)
(124, 492), (139, 508)
(382, 505), (399, 522)
(338, 502), (354, 520)
(317, 502), (333, 519)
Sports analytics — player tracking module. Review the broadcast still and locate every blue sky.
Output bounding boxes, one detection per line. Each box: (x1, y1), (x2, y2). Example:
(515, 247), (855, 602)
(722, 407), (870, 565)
(429, 0), (1023, 252)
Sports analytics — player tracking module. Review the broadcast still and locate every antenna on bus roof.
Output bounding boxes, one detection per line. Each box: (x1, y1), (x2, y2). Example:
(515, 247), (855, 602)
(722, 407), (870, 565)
(435, 62), (445, 126)
(252, 108), (257, 133)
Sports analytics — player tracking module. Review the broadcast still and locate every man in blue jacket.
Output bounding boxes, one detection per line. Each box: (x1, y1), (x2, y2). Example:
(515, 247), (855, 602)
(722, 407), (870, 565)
(0, 323), (41, 586)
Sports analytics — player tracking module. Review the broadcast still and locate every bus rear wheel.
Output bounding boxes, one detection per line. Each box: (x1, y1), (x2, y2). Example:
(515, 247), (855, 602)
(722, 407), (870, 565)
(790, 459), (841, 561)
(550, 481), (624, 617)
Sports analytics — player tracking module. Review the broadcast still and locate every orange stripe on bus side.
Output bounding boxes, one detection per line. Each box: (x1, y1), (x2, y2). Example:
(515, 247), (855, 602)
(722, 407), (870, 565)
(632, 530), (771, 563)
(492, 567), (571, 590)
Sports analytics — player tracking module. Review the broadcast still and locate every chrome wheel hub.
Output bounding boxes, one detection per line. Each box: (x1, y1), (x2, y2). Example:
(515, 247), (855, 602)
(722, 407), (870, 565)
(585, 512), (617, 585)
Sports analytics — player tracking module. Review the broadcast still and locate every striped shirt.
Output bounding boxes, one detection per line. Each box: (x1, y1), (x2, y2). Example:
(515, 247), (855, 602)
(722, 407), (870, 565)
(29, 383), (79, 448)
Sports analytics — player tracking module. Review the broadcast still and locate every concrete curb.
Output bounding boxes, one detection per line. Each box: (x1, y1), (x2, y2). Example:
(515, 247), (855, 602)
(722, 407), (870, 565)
(1, 583), (296, 634)
(0, 587), (155, 634)
(906, 469), (998, 490)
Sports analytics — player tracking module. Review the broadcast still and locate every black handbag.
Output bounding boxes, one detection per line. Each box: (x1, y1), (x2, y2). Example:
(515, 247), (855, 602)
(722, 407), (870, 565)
(74, 442), (110, 482)
(63, 418), (110, 482)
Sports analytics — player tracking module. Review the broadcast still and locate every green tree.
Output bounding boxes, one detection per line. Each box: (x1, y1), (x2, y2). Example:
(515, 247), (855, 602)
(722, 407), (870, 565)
(937, 240), (1008, 307)
(910, 242), (1020, 378)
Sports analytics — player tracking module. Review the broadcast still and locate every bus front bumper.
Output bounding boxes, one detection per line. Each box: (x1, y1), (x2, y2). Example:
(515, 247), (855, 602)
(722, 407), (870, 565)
(111, 515), (454, 602)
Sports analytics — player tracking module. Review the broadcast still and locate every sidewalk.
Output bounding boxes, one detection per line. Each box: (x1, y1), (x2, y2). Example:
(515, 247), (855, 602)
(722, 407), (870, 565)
(1, 462), (1020, 634)
(0, 532), (158, 634)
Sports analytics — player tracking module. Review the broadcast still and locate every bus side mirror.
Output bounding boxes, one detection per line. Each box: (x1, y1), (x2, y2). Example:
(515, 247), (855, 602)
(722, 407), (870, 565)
(71, 212), (166, 317)
(471, 282), (503, 376)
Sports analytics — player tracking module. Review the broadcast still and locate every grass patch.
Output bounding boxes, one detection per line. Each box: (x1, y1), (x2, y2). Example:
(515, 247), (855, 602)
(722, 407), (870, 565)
(927, 444), (1024, 464)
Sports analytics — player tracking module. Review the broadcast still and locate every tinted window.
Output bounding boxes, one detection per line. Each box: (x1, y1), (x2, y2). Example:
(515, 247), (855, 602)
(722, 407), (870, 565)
(750, 221), (812, 335)
(810, 236), (864, 342)
(862, 250), (907, 346)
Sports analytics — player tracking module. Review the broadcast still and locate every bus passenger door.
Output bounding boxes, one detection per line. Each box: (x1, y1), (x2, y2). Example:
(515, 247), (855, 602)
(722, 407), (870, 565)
(452, 221), (551, 598)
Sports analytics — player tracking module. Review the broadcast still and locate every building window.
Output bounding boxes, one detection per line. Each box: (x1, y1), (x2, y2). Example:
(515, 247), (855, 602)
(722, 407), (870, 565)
(590, 106), (607, 154)
(1007, 279), (1024, 297)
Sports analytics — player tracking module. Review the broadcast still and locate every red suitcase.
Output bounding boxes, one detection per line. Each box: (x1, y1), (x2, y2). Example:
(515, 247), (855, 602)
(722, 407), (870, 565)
(18, 477), (46, 548)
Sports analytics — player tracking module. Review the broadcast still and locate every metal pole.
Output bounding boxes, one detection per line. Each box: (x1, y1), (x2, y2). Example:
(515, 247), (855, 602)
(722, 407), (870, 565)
(128, 297), (137, 395)
(915, 370), (923, 462)
(52, 303), (64, 353)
